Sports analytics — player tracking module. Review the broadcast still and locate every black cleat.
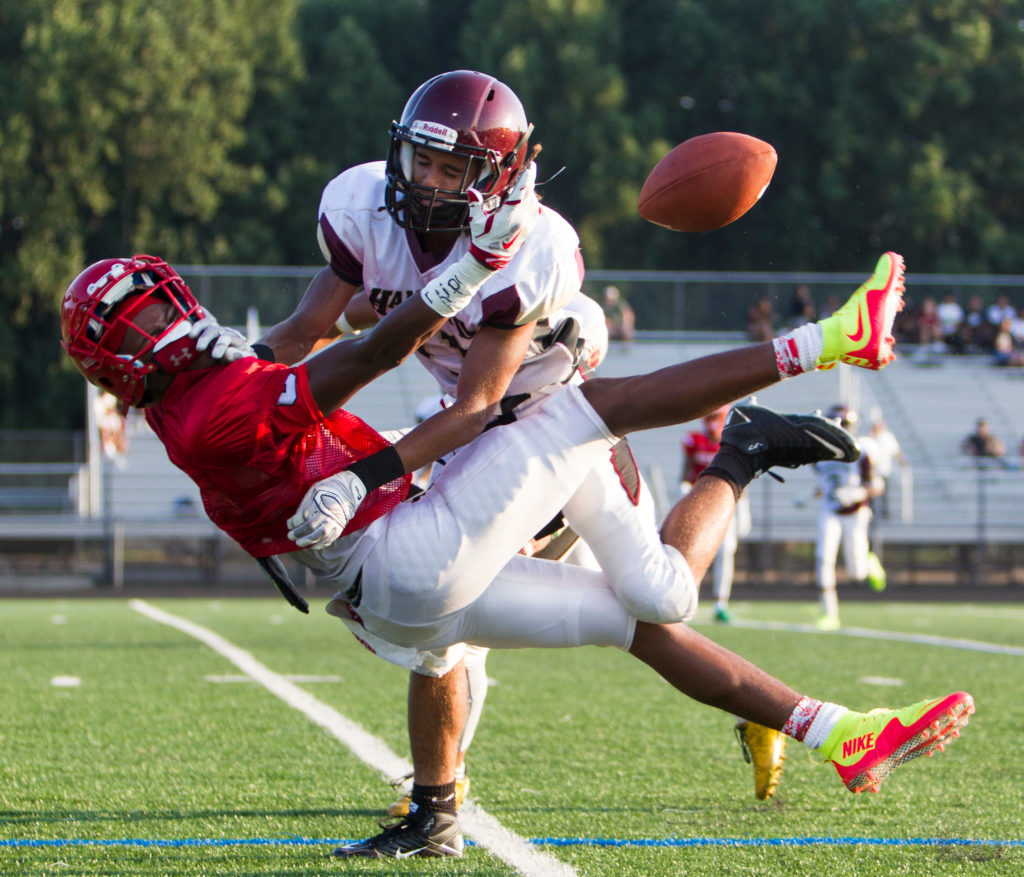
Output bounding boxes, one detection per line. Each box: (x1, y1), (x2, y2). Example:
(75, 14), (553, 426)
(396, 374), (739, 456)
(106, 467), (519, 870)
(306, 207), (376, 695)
(722, 401), (860, 477)
(332, 808), (463, 859)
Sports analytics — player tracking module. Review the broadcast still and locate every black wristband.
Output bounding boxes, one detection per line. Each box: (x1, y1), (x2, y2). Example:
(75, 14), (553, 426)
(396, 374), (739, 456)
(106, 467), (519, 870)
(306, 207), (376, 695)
(252, 343), (276, 362)
(346, 446), (405, 493)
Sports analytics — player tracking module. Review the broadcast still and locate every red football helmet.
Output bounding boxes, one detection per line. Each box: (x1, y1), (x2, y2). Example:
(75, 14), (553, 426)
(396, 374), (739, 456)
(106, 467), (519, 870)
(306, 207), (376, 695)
(384, 70), (533, 231)
(61, 255), (205, 413)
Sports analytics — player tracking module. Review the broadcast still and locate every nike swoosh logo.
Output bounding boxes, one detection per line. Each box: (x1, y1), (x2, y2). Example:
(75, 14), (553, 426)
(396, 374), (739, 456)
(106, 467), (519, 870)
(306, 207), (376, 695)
(847, 303), (866, 344)
(809, 431), (848, 459)
(394, 847), (427, 859)
(501, 231), (522, 250)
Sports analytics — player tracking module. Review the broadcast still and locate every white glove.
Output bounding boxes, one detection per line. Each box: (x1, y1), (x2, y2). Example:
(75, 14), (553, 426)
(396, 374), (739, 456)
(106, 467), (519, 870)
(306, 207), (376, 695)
(467, 161), (539, 271)
(419, 163), (540, 318)
(286, 470), (367, 549)
(833, 484), (868, 508)
(189, 315), (256, 362)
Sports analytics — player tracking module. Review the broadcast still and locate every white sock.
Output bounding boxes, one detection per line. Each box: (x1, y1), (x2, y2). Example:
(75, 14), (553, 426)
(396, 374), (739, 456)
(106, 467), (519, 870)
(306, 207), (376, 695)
(803, 702), (850, 750)
(772, 323), (824, 378)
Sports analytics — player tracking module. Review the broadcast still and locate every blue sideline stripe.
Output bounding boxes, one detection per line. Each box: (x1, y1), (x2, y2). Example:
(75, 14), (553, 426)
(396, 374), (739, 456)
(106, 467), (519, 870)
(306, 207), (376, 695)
(3, 836), (1023, 849)
(537, 836), (1024, 848)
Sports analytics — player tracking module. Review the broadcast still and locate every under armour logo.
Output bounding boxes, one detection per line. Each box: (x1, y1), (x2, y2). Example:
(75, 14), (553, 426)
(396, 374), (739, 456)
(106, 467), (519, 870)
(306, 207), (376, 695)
(169, 349), (194, 368)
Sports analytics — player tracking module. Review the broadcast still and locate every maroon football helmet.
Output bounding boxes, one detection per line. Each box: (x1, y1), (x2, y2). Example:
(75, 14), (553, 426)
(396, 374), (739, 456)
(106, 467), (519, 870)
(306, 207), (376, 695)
(60, 255), (204, 413)
(384, 70), (533, 231)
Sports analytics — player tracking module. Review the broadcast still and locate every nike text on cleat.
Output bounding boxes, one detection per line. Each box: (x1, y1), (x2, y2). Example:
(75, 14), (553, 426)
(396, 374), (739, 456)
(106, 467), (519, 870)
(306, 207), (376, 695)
(819, 691), (974, 793)
(333, 808), (463, 859)
(736, 721), (787, 800)
(386, 773), (470, 819)
(817, 251), (906, 371)
(722, 402), (860, 478)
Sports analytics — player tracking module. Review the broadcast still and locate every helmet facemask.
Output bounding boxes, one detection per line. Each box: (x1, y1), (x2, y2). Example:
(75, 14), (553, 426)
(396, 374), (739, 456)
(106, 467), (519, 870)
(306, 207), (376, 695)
(385, 124), (501, 231)
(61, 256), (205, 413)
(383, 70), (533, 233)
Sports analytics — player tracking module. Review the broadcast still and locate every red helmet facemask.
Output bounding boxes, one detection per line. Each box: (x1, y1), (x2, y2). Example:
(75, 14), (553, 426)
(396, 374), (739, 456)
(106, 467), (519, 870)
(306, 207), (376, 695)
(60, 255), (205, 414)
(384, 70), (533, 232)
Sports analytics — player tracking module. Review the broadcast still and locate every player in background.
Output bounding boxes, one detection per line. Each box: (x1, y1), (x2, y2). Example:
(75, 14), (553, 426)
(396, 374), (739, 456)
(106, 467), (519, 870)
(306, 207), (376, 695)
(681, 404), (784, 800)
(61, 247), (972, 861)
(814, 405), (887, 630)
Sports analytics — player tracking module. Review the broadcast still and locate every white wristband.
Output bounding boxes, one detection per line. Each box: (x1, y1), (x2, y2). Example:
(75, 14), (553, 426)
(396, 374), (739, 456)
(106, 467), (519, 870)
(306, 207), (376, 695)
(335, 312), (362, 336)
(420, 253), (494, 318)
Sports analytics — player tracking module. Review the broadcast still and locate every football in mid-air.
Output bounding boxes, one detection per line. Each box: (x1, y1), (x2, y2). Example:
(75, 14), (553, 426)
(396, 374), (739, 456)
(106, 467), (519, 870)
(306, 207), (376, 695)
(637, 132), (777, 232)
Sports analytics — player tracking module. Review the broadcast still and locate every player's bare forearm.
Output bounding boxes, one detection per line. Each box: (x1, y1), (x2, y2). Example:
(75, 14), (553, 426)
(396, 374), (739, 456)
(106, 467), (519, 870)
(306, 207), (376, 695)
(390, 323), (536, 474)
(259, 267), (358, 365)
(305, 296), (447, 414)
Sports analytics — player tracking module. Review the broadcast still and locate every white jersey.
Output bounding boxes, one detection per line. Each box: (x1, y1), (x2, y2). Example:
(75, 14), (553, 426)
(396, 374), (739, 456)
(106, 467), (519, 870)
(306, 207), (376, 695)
(318, 161), (597, 399)
(815, 457), (871, 515)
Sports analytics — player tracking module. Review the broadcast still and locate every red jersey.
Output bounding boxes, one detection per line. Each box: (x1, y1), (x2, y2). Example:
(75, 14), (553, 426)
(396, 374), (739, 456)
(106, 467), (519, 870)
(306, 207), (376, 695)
(145, 358), (411, 557)
(682, 431), (720, 482)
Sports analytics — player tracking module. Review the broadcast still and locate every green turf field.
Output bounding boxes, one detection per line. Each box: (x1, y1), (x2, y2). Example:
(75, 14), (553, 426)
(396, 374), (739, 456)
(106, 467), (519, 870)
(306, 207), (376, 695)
(1, 596), (1022, 876)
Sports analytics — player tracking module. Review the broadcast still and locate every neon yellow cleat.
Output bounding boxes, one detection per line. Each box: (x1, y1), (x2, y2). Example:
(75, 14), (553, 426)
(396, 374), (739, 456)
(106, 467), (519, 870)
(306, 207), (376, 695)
(736, 721), (787, 800)
(820, 691), (974, 793)
(866, 551), (887, 592)
(386, 773), (471, 818)
(815, 613), (841, 631)
(817, 252), (905, 371)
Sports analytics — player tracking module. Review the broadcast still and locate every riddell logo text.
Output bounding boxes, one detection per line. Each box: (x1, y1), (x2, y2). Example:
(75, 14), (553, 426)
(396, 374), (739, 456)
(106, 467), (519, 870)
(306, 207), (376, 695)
(842, 733), (875, 758)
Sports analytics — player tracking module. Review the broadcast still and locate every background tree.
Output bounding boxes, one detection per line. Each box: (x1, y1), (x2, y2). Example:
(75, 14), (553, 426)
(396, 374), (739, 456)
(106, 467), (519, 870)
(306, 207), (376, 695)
(4, 0), (1024, 428)
(0, 0), (300, 427)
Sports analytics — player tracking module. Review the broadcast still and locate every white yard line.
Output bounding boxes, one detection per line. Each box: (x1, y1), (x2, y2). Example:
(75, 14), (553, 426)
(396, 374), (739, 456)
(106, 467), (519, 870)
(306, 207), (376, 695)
(727, 617), (1024, 656)
(130, 599), (577, 877)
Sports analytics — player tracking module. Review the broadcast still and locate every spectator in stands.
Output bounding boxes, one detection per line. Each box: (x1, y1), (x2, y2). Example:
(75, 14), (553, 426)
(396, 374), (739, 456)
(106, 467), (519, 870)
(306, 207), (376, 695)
(602, 285), (635, 344)
(910, 297), (944, 364)
(788, 284), (816, 329)
(991, 318), (1022, 367)
(986, 294), (1017, 333)
(746, 297), (776, 341)
(892, 294), (919, 346)
(935, 292), (965, 354)
(961, 418), (1006, 458)
(915, 297), (942, 347)
(94, 389), (127, 465)
(960, 294), (994, 353)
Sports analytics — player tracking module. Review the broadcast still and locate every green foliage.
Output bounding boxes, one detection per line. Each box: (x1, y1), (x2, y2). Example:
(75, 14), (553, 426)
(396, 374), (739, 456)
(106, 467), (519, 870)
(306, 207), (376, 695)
(4, 0), (1024, 426)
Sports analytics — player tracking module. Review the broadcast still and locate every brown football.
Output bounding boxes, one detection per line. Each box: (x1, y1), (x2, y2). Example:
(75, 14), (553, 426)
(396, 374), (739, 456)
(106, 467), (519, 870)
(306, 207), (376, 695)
(638, 132), (777, 232)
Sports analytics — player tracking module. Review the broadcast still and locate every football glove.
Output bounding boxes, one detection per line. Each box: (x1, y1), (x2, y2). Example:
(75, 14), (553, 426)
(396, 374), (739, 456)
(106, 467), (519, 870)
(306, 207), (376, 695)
(287, 470), (367, 550)
(467, 161), (539, 271)
(833, 484), (869, 508)
(189, 315), (256, 362)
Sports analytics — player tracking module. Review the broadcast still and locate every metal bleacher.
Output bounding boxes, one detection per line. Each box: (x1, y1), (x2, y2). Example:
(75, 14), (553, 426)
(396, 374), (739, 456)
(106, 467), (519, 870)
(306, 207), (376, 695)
(341, 336), (1024, 550)
(3, 336), (1023, 591)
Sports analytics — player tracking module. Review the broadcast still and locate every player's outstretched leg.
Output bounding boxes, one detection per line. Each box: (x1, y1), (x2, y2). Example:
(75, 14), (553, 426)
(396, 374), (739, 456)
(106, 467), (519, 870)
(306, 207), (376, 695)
(818, 692), (975, 793)
(581, 252), (905, 440)
(735, 720), (787, 800)
(659, 401), (860, 603)
(816, 251), (906, 370)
